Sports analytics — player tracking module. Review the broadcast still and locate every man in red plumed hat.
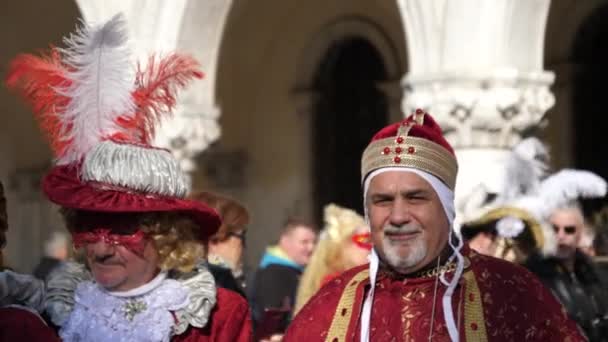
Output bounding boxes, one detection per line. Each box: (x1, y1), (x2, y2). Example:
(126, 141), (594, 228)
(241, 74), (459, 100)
(5, 14), (251, 341)
(285, 110), (585, 341)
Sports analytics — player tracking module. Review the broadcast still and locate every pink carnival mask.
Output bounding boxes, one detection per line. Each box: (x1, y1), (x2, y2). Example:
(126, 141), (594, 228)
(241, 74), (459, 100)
(72, 228), (147, 255)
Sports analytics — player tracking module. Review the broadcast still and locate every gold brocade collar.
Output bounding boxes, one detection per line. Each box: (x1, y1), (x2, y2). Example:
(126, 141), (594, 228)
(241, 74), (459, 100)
(380, 257), (471, 280)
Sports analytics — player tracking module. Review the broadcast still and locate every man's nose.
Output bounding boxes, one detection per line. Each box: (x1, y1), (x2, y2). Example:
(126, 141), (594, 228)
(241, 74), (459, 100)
(389, 200), (411, 226)
(89, 240), (116, 255)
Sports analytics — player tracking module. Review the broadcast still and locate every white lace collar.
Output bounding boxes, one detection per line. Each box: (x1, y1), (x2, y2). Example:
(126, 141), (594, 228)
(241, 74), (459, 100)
(45, 262), (217, 338)
(60, 275), (188, 342)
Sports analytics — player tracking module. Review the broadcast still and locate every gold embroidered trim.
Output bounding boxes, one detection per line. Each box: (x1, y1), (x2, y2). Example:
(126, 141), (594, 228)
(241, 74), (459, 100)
(361, 135), (458, 189)
(325, 269), (370, 342)
(463, 270), (488, 341)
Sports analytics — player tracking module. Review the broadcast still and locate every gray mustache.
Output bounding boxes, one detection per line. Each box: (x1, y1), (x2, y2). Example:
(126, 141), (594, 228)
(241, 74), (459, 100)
(383, 224), (422, 234)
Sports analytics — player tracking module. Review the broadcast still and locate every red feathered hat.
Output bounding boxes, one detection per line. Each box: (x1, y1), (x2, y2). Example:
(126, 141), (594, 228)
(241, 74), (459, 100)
(5, 14), (220, 240)
(361, 109), (458, 190)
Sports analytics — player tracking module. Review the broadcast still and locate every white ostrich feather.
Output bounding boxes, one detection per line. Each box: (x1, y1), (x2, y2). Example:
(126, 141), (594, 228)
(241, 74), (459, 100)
(497, 137), (549, 203)
(515, 169), (607, 220)
(56, 13), (135, 164)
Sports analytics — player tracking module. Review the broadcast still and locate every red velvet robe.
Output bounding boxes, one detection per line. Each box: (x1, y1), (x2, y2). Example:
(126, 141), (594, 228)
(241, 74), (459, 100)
(285, 247), (585, 341)
(174, 288), (252, 342)
(0, 306), (60, 342)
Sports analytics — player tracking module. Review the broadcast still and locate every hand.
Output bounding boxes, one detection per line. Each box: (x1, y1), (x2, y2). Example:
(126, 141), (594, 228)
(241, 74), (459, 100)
(260, 334), (283, 342)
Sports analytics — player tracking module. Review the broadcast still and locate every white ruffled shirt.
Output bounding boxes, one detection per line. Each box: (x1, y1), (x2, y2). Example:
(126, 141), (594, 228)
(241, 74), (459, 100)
(60, 272), (189, 342)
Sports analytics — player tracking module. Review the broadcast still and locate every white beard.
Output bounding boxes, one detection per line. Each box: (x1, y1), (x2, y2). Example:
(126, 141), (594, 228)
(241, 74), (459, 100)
(380, 223), (427, 272)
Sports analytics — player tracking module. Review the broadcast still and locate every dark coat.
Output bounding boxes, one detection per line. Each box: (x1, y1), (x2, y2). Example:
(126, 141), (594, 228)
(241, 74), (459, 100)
(526, 250), (608, 341)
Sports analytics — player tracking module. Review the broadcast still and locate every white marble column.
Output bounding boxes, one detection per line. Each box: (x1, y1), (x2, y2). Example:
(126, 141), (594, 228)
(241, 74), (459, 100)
(75, 0), (233, 178)
(396, 0), (555, 223)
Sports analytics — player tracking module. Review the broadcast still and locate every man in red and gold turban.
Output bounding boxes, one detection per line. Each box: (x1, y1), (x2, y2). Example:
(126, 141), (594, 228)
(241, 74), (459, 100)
(285, 110), (584, 341)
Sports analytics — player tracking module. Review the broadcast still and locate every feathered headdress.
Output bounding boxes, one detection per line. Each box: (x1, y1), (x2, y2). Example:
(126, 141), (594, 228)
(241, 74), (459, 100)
(5, 14), (220, 240)
(461, 137), (607, 257)
(7, 14), (202, 165)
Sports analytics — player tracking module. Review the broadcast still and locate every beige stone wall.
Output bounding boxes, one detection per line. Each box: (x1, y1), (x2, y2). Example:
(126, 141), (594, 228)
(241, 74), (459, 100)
(0, 0), (81, 272)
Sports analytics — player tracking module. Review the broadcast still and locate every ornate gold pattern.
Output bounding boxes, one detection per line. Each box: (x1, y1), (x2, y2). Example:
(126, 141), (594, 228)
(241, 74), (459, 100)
(325, 269), (370, 342)
(400, 285), (428, 342)
(463, 270), (489, 341)
(361, 135), (458, 189)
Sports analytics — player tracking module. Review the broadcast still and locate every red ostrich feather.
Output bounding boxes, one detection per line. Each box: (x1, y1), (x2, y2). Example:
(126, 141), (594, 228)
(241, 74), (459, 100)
(5, 48), (72, 157)
(125, 54), (204, 145)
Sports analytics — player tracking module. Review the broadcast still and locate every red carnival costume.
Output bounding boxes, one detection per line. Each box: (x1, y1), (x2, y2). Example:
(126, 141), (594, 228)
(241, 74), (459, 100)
(285, 111), (584, 341)
(5, 14), (251, 342)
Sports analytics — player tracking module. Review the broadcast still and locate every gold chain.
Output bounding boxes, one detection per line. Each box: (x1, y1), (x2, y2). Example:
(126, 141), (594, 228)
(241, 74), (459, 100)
(412, 262), (457, 279)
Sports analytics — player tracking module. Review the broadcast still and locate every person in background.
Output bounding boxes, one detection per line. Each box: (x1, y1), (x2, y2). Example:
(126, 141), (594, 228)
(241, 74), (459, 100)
(190, 191), (249, 297)
(33, 231), (69, 280)
(293, 203), (370, 314)
(526, 204), (608, 341)
(0, 181), (60, 342)
(250, 217), (316, 336)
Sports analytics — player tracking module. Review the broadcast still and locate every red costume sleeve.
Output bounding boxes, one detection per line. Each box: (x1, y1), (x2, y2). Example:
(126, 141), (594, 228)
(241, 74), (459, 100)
(0, 307), (61, 342)
(173, 288), (253, 342)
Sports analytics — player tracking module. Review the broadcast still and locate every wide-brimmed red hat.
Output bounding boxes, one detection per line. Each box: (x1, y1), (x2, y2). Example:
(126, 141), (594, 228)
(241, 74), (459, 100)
(361, 109), (458, 190)
(6, 14), (220, 240)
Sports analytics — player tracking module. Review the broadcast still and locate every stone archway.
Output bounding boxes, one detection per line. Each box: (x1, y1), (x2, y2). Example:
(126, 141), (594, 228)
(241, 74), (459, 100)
(571, 4), (608, 212)
(311, 37), (390, 221)
(294, 18), (403, 223)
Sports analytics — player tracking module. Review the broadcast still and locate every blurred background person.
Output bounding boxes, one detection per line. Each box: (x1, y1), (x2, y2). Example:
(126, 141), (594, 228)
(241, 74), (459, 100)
(250, 217), (316, 338)
(461, 207), (554, 265)
(190, 191), (250, 297)
(527, 204), (608, 341)
(32, 231), (69, 280)
(293, 204), (369, 314)
(0, 180), (60, 341)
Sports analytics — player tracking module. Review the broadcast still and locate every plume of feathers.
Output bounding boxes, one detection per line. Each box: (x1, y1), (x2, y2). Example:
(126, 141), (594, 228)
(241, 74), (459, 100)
(128, 54), (204, 144)
(497, 137), (549, 203)
(55, 14), (136, 164)
(515, 169), (607, 220)
(5, 13), (204, 164)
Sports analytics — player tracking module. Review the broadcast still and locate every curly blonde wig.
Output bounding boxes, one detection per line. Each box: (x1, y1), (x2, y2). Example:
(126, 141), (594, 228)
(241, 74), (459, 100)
(62, 209), (205, 273)
(294, 204), (366, 314)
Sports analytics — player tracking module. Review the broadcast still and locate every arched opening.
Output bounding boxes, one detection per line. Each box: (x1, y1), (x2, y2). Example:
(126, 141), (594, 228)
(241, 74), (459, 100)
(571, 5), (608, 212)
(312, 37), (389, 222)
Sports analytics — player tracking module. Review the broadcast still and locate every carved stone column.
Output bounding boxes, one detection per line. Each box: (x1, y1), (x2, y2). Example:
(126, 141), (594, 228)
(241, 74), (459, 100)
(75, 0), (233, 178)
(396, 0), (555, 221)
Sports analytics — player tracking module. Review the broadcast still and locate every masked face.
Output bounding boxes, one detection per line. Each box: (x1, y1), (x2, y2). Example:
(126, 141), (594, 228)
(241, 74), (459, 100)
(83, 236), (160, 291)
(72, 212), (160, 291)
(550, 208), (583, 260)
(366, 171), (449, 274)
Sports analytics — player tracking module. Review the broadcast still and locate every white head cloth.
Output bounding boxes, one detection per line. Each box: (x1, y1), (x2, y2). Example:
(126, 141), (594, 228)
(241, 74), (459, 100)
(360, 167), (464, 342)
